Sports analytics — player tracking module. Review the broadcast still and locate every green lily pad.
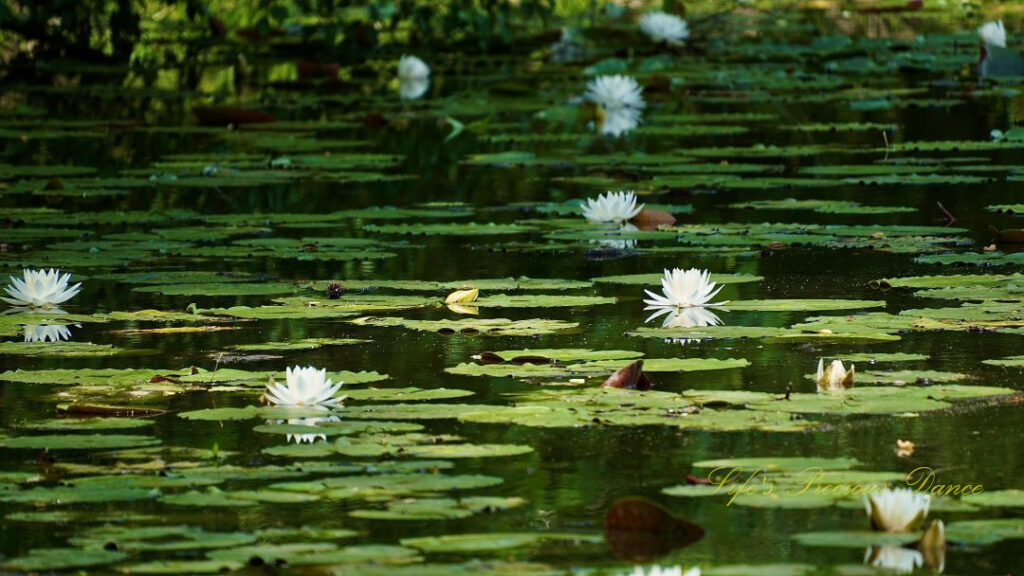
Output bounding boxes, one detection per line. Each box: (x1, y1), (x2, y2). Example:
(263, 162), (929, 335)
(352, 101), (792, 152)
(313, 277), (593, 292)
(841, 353), (929, 363)
(349, 316), (579, 336)
(945, 519), (1024, 545)
(962, 489), (1024, 508)
(350, 496), (527, 520)
(400, 532), (602, 553)
(692, 457), (859, 472)
(2, 548), (128, 572)
(591, 273), (763, 285)
(271, 473), (504, 500)
(160, 489), (258, 507)
(793, 531), (920, 548)
(230, 338), (369, 351)
(0, 341), (126, 357)
(71, 525), (257, 551)
(0, 485), (159, 505)
(364, 222), (536, 236)
(119, 559), (243, 574)
(345, 387), (475, 402)
(983, 355), (1024, 368)
(730, 199), (914, 214)
(0, 434), (160, 450)
(723, 299), (885, 312)
(17, 417), (153, 431)
(472, 294), (616, 308)
(133, 282), (308, 296)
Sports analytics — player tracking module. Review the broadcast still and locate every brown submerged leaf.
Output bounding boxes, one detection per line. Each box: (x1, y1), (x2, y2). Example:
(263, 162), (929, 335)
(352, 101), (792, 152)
(630, 209), (676, 230)
(601, 360), (651, 391)
(989, 225), (1024, 244)
(604, 497), (704, 561)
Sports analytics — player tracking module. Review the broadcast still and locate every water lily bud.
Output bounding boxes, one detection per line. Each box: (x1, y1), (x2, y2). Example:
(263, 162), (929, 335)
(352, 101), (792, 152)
(445, 288), (479, 304)
(816, 358), (854, 392)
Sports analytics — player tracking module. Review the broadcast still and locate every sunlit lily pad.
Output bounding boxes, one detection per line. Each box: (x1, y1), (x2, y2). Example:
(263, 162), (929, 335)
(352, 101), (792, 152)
(313, 277), (593, 291)
(0, 341), (126, 357)
(350, 496), (527, 520)
(349, 316), (579, 336)
(230, 338), (369, 351)
(792, 531), (919, 548)
(982, 355), (1024, 368)
(945, 519), (1024, 544)
(472, 294), (616, 308)
(400, 532), (602, 553)
(962, 489), (1024, 508)
(692, 457), (858, 472)
(591, 273), (763, 285)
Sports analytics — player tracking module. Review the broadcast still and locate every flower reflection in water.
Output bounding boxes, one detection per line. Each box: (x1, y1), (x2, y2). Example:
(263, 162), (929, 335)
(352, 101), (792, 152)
(645, 305), (723, 346)
(591, 223), (640, 251)
(270, 412), (342, 444)
(864, 546), (924, 575)
(23, 324), (74, 343)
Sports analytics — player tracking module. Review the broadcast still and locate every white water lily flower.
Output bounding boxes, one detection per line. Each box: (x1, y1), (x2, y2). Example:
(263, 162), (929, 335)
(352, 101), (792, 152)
(398, 55), (430, 100)
(586, 75), (645, 111)
(979, 20), (1006, 48)
(864, 546), (923, 575)
(23, 324), (73, 343)
(625, 566), (700, 576)
(585, 75), (645, 137)
(2, 269), (82, 309)
(265, 366), (345, 408)
(643, 268), (726, 311)
(864, 488), (931, 533)
(639, 11), (690, 44)
(816, 358), (854, 392)
(582, 191), (644, 224)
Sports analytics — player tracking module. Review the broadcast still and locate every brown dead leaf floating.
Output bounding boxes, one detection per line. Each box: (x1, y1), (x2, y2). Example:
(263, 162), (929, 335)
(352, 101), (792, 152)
(604, 497), (704, 561)
(601, 359), (652, 391)
(989, 225), (1024, 245)
(631, 208), (676, 230)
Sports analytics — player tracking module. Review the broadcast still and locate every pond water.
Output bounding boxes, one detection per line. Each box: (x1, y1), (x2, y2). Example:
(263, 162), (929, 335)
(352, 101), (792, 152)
(1, 6), (1023, 576)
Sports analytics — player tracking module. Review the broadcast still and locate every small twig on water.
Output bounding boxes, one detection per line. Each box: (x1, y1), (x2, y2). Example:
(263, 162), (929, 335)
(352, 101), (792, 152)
(937, 201), (956, 226)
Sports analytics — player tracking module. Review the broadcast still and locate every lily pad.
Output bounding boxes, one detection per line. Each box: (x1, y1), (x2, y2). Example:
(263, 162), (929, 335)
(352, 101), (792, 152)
(400, 532), (602, 553)
(2, 548), (128, 572)
(0, 434), (160, 450)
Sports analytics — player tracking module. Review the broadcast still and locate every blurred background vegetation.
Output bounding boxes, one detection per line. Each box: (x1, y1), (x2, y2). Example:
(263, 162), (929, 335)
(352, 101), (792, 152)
(0, 1), (1009, 74)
